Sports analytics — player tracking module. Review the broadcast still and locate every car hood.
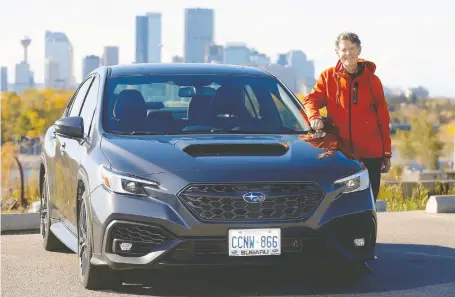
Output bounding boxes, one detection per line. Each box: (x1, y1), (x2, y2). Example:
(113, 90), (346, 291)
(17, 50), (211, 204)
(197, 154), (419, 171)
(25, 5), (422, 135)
(100, 133), (361, 191)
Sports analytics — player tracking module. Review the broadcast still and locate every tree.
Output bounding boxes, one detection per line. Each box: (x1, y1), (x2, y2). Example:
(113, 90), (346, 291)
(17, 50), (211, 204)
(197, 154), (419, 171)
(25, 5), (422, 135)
(396, 110), (445, 170)
(1, 92), (22, 143)
(295, 93), (327, 117)
(1, 90), (72, 143)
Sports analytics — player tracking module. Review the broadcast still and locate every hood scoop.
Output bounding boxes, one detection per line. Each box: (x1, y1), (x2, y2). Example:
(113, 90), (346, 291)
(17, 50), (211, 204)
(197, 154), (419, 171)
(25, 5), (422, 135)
(182, 143), (289, 157)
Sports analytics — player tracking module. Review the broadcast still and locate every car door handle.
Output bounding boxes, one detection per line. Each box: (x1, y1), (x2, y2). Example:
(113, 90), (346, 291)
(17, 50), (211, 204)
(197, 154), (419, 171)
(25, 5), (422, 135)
(61, 143), (66, 151)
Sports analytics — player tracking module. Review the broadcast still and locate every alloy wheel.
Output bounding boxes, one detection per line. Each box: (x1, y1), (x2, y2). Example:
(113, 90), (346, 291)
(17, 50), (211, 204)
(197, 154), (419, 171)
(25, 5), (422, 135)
(78, 200), (88, 277)
(40, 181), (48, 239)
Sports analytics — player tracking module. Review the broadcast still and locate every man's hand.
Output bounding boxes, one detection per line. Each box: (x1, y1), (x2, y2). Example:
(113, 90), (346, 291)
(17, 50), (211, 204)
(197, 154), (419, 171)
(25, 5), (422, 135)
(310, 119), (324, 131)
(381, 157), (391, 173)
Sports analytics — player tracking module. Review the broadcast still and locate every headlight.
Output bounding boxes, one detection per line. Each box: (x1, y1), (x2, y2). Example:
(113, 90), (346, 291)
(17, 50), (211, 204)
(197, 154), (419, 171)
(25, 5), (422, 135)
(334, 169), (370, 194)
(100, 165), (165, 196)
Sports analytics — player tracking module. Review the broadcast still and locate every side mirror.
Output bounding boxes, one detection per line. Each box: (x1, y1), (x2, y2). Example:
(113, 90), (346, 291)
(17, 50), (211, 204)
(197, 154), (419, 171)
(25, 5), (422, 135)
(55, 116), (84, 139)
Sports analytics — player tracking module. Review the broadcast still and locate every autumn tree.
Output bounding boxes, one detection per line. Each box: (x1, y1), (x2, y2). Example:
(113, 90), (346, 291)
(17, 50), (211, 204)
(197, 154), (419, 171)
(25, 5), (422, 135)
(396, 110), (445, 170)
(1, 89), (72, 143)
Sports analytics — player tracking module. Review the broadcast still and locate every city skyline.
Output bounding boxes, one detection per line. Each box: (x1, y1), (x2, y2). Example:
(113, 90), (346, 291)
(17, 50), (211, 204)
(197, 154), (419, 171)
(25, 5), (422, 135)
(1, 0), (454, 97)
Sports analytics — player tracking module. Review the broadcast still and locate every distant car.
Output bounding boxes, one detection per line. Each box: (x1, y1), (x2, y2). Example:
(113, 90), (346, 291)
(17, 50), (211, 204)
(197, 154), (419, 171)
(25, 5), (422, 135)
(40, 63), (377, 290)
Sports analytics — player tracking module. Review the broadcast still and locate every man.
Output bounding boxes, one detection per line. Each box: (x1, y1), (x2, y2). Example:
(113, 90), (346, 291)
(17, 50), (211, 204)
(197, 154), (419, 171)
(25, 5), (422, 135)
(302, 32), (392, 202)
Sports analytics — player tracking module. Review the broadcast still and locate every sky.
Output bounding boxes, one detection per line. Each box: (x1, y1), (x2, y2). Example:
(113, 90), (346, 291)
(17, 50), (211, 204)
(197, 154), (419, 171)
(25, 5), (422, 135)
(1, 0), (454, 97)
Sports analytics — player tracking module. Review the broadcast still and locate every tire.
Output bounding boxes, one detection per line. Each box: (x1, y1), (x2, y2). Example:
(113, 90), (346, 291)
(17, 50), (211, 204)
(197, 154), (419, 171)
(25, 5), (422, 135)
(41, 175), (65, 251)
(78, 188), (121, 290)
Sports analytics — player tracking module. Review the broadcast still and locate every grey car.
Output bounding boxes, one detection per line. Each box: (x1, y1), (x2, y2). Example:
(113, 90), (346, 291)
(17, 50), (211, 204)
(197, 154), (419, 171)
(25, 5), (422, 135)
(40, 63), (377, 290)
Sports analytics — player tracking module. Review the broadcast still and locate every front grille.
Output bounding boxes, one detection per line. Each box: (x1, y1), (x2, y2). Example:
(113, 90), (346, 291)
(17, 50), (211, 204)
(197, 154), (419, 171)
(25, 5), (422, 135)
(109, 223), (173, 245)
(177, 183), (325, 222)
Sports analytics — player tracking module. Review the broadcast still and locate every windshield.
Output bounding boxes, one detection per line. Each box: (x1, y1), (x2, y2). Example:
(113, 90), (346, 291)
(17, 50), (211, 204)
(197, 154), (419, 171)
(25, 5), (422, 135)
(102, 74), (311, 135)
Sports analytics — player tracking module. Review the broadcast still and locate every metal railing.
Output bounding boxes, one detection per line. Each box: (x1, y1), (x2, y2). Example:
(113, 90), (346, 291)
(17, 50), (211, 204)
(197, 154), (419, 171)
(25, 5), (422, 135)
(1, 156), (27, 211)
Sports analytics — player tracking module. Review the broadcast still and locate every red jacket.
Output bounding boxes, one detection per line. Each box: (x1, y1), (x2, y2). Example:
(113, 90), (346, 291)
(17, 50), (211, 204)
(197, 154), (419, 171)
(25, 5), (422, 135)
(302, 59), (392, 159)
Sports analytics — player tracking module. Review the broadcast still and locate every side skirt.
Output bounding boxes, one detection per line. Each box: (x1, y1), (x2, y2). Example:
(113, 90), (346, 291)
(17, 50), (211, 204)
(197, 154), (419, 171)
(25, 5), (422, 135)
(49, 220), (78, 253)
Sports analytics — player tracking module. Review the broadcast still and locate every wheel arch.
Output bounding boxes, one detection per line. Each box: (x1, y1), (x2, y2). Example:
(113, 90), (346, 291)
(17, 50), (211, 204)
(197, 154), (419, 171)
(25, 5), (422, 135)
(39, 153), (47, 197)
(76, 169), (90, 225)
(75, 168), (96, 247)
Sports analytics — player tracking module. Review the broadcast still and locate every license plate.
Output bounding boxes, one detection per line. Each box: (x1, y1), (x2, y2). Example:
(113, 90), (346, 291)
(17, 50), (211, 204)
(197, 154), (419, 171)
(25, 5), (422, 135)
(228, 228), (281, 256)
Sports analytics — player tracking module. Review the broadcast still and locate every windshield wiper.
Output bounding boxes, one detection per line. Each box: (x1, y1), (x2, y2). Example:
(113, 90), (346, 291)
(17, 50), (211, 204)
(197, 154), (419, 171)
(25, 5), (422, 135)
(109, 128), (308, 135)
(209, 128), (305, 134)
(280, 127), (310, 134)
(109, 131), (169, 135)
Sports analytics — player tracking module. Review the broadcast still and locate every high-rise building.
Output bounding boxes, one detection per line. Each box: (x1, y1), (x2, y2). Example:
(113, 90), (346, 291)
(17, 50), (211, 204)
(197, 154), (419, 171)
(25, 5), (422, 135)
(136, 13), (162, 63)
(287, 50), (315, 92)
(103, 46), (119, 66)
(83, 55), (100, 78)
(0, 67), (7, 92)
(44, 58), (59, 89)
(45, 31), (74, 89)
(287, 50), (315, 81)
(223, 43), (250, 65)
(136, 15), (149, 63)
(249, 50), (270, 67)
(277, 53), (288, 66)
(147, 12), (162, 63)
(205, 44), (223, 63)
(263, 64), (298, 93)
(15, 62), (34, 93)
(184, 8), (214, 63)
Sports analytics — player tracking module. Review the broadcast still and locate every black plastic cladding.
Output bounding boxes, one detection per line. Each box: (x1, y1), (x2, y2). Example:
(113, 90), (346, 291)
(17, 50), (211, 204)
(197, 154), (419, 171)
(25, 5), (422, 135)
(177, 182), (326, 223)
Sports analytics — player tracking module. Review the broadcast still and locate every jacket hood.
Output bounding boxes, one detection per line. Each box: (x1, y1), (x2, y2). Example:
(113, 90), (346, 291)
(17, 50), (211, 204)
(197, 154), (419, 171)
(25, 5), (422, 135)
(333, 58), (377, 107)
(335, 58), (377, 76)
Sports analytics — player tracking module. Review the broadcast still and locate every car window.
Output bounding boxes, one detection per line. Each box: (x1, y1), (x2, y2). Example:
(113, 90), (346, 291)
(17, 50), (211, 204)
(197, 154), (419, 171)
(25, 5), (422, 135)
(79, 76), (100, 136)
(271, 84), (303, 130)
(244, 85), (260, 119)
(102, 74), (310, 134)
(68, 77), (94, 117)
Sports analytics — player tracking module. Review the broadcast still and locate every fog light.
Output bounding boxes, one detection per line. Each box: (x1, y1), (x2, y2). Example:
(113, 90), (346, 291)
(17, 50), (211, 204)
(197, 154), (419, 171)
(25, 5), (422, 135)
(353, 238), (365, 247)
(119, 242), (133, 251)
(125, 181), (138, 193)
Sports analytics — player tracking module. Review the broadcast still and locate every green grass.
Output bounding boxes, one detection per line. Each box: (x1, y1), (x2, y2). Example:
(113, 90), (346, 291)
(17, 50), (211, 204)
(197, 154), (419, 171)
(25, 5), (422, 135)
(379, 181), (455, 212)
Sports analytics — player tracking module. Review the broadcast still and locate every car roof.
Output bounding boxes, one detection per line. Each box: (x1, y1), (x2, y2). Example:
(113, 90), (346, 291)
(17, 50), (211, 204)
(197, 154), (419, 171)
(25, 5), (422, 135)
(107, 63), (273, 78)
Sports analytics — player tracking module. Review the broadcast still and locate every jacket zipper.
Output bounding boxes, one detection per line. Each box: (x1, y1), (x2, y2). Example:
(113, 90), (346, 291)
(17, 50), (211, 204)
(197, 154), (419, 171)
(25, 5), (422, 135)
(349, 78), (353, 154)
(353, 82), (358, 104)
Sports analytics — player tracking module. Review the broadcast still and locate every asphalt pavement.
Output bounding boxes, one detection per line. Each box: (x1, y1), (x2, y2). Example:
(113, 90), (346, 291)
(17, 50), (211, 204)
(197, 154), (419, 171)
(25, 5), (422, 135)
(2, 211), (455, 297)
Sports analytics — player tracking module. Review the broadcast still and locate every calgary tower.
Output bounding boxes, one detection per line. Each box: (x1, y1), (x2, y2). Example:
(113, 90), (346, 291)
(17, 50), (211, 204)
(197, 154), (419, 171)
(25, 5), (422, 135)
(20, 37), (31, 63)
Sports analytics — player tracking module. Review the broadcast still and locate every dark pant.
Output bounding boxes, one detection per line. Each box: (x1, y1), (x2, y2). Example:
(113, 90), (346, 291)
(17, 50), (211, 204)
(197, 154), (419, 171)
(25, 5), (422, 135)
(360, 158), (383, 202)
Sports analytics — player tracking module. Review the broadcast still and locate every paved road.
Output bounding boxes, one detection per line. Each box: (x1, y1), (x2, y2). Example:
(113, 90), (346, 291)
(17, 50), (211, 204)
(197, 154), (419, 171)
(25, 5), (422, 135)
(2, 211), (455, 297)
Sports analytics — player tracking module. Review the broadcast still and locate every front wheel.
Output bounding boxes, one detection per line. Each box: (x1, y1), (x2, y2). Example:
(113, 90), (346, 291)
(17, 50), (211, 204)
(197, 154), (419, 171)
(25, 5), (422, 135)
(78, 189), (121, 290)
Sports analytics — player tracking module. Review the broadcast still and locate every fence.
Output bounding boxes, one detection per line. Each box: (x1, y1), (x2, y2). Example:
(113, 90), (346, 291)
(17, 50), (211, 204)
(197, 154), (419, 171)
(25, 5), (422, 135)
(1, 153), (453, 213)
(19, 141), (42, 155)
(1, 156), (27, 211)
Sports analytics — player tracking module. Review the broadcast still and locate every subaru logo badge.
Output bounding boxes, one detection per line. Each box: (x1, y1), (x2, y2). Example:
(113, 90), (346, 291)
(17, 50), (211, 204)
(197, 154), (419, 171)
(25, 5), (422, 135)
(243, 192), (266, 203)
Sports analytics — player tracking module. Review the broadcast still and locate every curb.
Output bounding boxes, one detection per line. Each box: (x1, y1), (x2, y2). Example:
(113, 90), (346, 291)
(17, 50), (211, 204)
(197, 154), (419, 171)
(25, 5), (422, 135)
(376, 200), (387, 212)
(426, 195), (455, 213)
(1, 213), (40, 232)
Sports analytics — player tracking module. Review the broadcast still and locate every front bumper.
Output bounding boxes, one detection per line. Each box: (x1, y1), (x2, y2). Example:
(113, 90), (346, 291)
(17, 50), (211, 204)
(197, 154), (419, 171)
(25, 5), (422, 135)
(88, 184), (377, 270)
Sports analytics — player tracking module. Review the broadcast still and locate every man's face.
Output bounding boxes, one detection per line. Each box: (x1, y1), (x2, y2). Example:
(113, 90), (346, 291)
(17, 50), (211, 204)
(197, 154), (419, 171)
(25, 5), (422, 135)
(336, 40), (360, 68)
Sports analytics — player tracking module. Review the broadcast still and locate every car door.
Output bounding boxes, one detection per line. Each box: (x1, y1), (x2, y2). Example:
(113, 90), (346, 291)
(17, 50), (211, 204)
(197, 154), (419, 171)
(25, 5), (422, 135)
(61, 75), (101, 230)
(54, 76), (94, 231)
